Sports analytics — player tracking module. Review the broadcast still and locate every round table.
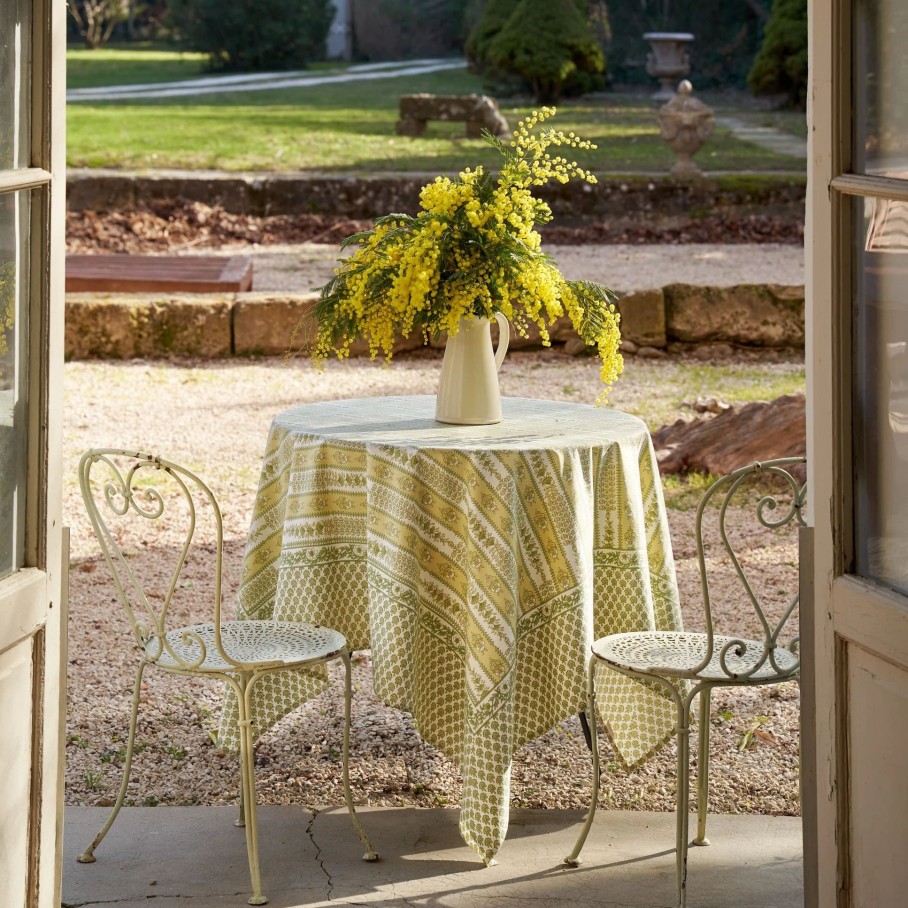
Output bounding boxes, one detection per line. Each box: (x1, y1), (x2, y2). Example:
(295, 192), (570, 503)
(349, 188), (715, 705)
(221, 396), (682, 862)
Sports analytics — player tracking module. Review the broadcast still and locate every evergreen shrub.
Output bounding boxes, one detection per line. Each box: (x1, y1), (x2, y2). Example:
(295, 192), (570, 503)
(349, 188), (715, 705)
(747, 0), (808, 107)
(484, 0), (604, 103)
(168, 0), (334, 72)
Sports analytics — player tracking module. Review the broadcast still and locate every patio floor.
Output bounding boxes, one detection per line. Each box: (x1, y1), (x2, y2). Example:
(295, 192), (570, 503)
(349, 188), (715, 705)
(63, 806), (802, 908)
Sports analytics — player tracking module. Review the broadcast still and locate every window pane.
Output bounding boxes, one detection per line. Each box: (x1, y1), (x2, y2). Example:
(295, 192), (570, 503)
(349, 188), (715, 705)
(853, 196), (908, 595)
(0, 0), (31, 170)
(854, 0), (908, 176)
(0, 191), (30, 578)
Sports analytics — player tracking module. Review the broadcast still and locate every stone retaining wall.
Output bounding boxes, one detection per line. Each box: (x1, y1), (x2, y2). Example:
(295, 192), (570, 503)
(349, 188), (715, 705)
(65, 283), (805, 360)
(66, 170), (805, 227)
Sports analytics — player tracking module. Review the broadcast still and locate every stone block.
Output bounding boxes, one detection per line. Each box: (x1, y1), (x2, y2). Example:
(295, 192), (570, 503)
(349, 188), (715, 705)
(65, 294), (232, 359)
(664, 283), (805, 347)
(236, 293), (427, 358)
(615, 289), (666, 347)
(65, 295), (141, 359)
(234, 293), (317, 356)
(66, 172), (137, 211)
(140, 295), (232, 357)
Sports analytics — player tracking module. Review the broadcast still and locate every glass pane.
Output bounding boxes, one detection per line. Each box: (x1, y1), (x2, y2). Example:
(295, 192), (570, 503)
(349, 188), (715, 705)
(0, 190), (30, 579)
(854, 196), (908, 595)
(0, 0), (31, 170)
(854, 0), (908, 176)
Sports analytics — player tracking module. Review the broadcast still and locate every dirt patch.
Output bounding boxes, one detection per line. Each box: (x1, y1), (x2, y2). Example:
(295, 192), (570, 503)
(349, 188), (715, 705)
(66, 199), (803, 255)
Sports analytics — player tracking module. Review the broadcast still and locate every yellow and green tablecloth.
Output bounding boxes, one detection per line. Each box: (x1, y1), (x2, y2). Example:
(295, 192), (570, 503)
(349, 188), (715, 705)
(220, 395), (682, 862)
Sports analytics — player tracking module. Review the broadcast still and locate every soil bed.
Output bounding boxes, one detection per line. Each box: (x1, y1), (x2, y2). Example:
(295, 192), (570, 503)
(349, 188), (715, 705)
(66, 200), (803, 255)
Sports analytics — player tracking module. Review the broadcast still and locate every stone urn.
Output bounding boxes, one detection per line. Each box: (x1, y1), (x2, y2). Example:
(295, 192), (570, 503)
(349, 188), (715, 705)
(643, 32), (694, 100)
(657, 80), (715, 178)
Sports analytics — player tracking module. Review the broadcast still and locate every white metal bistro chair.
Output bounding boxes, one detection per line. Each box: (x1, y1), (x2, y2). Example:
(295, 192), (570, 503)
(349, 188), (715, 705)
(76, 449), (378, 906)
(565, 457), (806, 908)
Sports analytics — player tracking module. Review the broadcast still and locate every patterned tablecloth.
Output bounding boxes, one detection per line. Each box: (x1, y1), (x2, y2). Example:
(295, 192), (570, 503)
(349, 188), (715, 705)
(220, 395), (682, 862)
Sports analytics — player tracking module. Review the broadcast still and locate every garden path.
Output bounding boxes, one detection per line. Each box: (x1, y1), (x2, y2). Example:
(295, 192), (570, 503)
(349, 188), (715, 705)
(208, 241), (805, 294)
(66, 58), (466, 102)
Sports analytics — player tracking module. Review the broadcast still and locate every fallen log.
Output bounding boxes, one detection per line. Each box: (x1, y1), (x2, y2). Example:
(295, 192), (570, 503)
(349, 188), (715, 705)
(652, 393), (806, 477)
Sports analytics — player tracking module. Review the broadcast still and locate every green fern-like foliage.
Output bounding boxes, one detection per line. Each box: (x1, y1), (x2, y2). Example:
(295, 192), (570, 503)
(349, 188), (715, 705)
(748, 0), (808, 108)
(487, 0), (604, 104)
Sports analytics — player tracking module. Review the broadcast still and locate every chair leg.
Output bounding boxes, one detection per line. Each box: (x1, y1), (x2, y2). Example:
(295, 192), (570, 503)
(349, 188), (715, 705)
(235, 779), (245, 828)
(78, 661), (146, 864)
(340, 652), (379, 861)
(564, 658), (601, 866)
(693, 687), (712, 847)
(674, 691), (693, 908)
(236, 674), (267, 906)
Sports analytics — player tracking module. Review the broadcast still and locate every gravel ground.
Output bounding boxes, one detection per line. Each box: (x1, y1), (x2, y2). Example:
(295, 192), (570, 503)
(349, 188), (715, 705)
(154, 241), (804, 295)
(64, 350), (802, 821)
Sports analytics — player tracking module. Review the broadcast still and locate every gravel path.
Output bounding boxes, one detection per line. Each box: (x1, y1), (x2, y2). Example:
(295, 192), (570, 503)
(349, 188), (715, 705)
(205, 241), (805, 295)
(64, 351), (802, 821)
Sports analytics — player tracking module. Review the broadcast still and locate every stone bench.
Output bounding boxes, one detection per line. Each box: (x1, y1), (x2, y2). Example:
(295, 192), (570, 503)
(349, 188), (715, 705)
(65, 254), (253, 294)
(395, 93), (509, 139)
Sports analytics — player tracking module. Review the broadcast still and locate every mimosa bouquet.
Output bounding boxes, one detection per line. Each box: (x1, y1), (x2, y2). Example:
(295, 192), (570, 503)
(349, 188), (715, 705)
(306, 107), (623, 400)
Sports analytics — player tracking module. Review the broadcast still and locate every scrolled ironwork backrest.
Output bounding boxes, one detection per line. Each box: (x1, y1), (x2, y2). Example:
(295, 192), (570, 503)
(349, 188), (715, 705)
(78, 449), (240, 671)
(693, 456), (807, 680)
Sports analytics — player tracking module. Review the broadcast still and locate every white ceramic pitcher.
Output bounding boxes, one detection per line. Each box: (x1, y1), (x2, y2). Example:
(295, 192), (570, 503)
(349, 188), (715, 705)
(435, 313), (510, 425)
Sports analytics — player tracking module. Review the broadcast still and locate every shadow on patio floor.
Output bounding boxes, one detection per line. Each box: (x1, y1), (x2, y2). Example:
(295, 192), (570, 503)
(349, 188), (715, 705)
(63, 805), (802, 908)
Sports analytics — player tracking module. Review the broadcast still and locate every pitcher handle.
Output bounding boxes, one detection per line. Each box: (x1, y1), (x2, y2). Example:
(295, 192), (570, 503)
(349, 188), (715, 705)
(493, 312), (509, 372)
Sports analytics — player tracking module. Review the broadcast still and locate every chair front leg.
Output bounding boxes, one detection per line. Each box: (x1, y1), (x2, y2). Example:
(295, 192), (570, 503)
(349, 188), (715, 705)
(339, 651), (378, 861)
(235, 782), (245, 828)
(693, 686), (712, 846)
(78, 660), (147, 863)
(234, 673), (267, 906)
(674, 684), (696, 908)
(564, 657), (601, 866)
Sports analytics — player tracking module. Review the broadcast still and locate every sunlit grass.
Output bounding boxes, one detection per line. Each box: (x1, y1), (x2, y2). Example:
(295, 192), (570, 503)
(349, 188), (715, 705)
(605, 357), (806, 431)
(661, 471), (721, 511)
(66, 100), (802, 173)
(66, 43), (346, 90)
(66, 58), (806, 173)
(67, 44), (209, 89)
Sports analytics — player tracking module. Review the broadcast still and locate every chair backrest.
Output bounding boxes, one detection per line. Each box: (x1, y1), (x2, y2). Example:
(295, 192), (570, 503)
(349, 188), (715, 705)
(78, 449), (237, 670)
(693, 456), (807, 680)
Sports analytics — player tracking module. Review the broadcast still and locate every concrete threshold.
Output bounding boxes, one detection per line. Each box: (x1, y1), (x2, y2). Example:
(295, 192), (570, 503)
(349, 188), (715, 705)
(63, 805), (802, 908)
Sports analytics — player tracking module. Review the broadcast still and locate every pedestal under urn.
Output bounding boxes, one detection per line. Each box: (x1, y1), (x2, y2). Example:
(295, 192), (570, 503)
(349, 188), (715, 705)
(657, 80), (715, 178)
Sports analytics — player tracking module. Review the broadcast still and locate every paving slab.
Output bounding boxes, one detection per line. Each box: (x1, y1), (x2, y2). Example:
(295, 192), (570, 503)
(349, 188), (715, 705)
(63, 806), (802, 908)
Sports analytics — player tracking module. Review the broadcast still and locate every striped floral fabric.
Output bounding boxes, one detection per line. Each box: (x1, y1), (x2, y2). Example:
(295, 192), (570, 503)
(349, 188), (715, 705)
(219, 396), (682, 862)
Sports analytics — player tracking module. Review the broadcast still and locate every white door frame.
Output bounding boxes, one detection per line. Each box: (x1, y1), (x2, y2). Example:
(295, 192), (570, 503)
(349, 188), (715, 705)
(807, 0), (908, 904)
(0, 0), (67, 904)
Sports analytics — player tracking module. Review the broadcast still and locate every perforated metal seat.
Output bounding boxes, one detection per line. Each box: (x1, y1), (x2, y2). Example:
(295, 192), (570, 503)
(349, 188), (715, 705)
(147, 621), (346, 672)
(76, 449), (377, 906)
(566, 457), (806, 908)
(592, 631), (800, 682)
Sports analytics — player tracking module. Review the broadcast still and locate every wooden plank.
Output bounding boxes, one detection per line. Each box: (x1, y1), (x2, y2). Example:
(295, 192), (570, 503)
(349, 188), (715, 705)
(65, 254), (253, 293)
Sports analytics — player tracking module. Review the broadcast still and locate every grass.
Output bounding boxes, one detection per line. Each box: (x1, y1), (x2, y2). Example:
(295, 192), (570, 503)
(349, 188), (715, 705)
(596, 357), (806, 432)
(66, 49), (806, 173)
(735, 108), (808, 139)
(67, 44), (208, 89)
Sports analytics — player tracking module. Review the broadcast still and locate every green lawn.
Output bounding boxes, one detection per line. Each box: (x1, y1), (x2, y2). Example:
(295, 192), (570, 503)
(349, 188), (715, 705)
(66, 48), (805, 174)
(67, 44), (208, 89)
